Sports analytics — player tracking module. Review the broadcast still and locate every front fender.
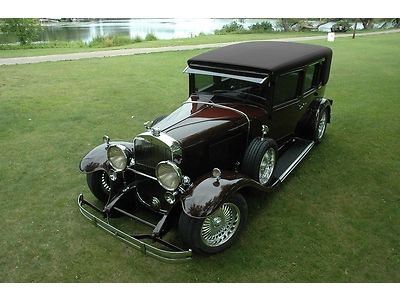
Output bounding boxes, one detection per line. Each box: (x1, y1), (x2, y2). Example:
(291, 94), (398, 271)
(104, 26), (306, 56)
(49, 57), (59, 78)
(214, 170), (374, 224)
(181, 171), (267, 218)
(79, 141), (133, 174)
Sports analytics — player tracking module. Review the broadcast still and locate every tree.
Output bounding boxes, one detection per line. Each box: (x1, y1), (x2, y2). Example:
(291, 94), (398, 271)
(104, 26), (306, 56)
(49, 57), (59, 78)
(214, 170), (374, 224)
(277, 18), (340, 32)
(277, 19), (297, 31)
(359, 18), (374, 30)
(0, 18), (42, 45)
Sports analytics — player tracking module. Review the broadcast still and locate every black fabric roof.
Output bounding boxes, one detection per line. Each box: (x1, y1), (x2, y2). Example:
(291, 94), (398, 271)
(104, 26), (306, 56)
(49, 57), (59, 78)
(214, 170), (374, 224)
(188, 41), (333, 83)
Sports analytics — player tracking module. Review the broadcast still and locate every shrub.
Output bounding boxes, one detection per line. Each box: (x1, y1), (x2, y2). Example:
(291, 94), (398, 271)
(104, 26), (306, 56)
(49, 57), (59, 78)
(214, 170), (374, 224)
(87, 35), (136, 48)
(133, 35), (143, 42)
(215, 21), (246, 34)
(111, 35), (134, 46)
(248, 21), (273, 32)
(145, 33), (157, 41)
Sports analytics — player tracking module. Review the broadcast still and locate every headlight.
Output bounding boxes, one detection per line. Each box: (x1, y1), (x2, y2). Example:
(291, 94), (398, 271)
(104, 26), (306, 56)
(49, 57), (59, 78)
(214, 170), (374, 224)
(155, 161), (182, 191)
(107, 145), (128, 172)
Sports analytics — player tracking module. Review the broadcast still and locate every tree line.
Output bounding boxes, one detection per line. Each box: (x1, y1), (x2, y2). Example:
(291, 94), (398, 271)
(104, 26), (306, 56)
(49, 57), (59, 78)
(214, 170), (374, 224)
(1, 18), (399, 46)
(218, 18), (399, 34)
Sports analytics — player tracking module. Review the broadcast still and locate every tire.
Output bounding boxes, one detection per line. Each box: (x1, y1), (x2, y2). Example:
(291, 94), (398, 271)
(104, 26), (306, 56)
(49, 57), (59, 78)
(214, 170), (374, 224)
(313, 108), (328, 144)
(178, 193), (248, 254)
(86, 171), (111, 203)
(241, 138), (278, 185)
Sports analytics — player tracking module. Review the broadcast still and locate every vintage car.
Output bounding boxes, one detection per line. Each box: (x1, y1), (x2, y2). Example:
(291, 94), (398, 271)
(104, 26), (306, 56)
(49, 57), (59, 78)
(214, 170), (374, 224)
(78, 41), (333, 261)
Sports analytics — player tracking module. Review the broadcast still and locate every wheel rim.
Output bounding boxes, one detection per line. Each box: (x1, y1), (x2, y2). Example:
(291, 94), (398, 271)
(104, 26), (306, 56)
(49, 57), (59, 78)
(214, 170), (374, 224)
(101, 172), (111, 193)
(200, 203), (241, 247)
(317, 111), (327, 139)
(259, 148), (276, 185)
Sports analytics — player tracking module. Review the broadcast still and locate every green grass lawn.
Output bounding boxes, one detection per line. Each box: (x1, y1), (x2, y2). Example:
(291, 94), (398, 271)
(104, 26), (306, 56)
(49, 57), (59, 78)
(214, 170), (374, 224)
(0, 31), (327, 58)
(0, 33), (399, 282)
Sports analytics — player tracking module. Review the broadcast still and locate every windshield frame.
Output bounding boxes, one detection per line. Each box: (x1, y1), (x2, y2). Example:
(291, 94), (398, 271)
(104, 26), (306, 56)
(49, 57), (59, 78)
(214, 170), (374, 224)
(183, 66), (269, 84)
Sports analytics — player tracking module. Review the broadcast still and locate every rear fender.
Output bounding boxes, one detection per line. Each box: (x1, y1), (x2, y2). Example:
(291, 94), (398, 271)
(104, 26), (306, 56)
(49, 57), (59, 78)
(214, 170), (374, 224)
(312, 97), (333, 123)
(79, 141), (133, 174)
(181, 171), (267, 218)
(296, 97), (333, 137)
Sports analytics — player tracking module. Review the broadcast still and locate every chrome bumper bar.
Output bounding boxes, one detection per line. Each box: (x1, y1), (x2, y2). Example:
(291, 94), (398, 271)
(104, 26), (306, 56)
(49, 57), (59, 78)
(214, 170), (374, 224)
(77, 194), (192, 262)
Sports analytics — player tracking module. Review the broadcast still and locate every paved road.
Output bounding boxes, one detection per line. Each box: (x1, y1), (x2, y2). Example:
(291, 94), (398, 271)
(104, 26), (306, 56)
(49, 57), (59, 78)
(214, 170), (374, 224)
(1, 29), (399, 66)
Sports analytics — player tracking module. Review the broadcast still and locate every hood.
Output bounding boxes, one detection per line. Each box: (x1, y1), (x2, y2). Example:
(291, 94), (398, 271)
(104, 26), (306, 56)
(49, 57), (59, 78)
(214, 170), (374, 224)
(154, 96), (266, 148)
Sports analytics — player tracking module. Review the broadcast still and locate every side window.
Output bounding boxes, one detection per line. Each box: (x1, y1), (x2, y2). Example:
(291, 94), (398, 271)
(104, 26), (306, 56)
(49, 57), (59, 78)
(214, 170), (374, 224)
(303, 63), (322, 93)
(274, 71), (300, 105)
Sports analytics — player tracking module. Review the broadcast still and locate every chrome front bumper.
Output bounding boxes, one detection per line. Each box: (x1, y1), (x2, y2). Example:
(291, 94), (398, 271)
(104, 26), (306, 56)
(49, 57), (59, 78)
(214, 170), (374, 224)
(77, 194), (192, 262)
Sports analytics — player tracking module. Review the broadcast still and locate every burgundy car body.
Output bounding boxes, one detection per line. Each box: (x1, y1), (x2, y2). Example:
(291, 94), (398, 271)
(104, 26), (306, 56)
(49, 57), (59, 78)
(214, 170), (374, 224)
(78, 41), (333, 261)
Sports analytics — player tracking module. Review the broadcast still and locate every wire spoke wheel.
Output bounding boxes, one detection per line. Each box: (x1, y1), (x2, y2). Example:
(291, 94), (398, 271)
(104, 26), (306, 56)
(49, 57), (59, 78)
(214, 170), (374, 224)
(100, 171), (111, 193)
(200, 203), (241, 247)
(259, 148), (276, 185)
(317, 111), (327, 140)
(242, 137), (278, 186)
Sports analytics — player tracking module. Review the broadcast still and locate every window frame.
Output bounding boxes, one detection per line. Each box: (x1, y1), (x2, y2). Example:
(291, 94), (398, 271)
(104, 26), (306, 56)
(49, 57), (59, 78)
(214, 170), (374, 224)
(272, 69), (302, 109)
(301, 62), (323, 96)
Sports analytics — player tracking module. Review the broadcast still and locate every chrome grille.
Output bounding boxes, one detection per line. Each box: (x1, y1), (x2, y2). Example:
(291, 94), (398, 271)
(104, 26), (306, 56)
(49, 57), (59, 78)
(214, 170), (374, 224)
(134, 135), (172, 170)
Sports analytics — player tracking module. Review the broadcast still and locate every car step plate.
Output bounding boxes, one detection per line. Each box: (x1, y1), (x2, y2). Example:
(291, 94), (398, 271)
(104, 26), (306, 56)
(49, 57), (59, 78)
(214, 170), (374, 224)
(269, 138), (315, 187)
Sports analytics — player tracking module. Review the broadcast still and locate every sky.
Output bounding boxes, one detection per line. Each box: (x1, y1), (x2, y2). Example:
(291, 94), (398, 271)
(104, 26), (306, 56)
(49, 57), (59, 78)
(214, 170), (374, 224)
(1, 0), (398, 18)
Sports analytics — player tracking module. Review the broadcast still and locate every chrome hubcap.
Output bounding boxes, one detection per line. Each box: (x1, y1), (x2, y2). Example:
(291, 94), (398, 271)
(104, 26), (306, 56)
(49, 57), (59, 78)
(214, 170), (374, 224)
(200, 203), (240, 247)
(259, 148), (276, 185)
(317, 111), (327, 139)
(101, 172), (111, 193)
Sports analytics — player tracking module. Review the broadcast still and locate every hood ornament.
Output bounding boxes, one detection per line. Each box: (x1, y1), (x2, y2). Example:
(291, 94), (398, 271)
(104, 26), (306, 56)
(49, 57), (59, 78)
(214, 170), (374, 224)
(151, 127), (161, 137)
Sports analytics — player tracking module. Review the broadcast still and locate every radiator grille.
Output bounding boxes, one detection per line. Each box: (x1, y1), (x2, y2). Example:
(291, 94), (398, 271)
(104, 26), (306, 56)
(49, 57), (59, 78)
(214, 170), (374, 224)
(134, 136), (172, 171)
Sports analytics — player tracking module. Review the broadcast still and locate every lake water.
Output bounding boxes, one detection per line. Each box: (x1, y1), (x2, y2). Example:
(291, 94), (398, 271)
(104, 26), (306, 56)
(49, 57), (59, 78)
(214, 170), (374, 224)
(0, 18), (371, 44)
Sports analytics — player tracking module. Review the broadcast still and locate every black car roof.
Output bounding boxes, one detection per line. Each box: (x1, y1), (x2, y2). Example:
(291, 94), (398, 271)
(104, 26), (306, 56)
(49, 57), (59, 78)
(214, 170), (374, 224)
(188, 41), (333, 84)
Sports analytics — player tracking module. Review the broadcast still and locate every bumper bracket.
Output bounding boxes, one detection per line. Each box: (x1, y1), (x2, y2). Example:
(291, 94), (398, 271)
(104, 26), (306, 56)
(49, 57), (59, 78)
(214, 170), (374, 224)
(77, 194), (192, 262)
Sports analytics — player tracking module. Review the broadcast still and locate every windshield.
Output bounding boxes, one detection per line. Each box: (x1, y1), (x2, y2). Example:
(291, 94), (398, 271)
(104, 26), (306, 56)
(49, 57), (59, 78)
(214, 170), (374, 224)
(192, 74), (266, 105)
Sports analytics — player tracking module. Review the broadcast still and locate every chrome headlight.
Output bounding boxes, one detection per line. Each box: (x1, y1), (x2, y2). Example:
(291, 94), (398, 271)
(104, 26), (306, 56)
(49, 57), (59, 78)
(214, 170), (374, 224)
(155, 161), (182, 191)
(107, 145), (129, 172)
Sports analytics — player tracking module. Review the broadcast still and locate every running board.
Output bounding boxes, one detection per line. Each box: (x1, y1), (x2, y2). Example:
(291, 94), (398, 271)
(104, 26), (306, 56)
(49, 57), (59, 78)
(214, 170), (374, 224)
(269, 138), (315, 187)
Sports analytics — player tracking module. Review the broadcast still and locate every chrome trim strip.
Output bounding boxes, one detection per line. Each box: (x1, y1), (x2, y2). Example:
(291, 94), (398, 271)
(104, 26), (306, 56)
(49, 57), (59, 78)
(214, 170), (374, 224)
(78, 195), (192, 262)
(184, 66), (268, 84)
(277, 140), (315, 183)
(127, 167), (157, 181)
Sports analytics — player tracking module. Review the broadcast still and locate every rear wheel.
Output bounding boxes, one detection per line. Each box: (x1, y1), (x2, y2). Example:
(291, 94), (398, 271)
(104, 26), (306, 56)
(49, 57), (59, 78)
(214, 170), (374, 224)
(179, 193), (248, 254)
(313, 108), (328, 143)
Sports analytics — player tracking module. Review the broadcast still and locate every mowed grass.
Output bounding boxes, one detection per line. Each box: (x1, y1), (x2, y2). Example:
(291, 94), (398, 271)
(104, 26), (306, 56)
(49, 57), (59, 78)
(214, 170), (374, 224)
(0, 33), (399, 282)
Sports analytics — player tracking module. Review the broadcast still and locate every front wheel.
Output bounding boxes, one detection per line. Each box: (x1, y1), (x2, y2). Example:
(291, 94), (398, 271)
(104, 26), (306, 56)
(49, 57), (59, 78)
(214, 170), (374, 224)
(86, 171), (112, 203)
(241, 138), (278, 186)
(179, 193), (248, 254)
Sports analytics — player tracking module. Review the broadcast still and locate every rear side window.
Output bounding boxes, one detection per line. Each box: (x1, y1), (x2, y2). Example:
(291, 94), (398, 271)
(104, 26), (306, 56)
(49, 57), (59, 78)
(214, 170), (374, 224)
(274, 71), (300, 105)
(303, 63), (321, 92)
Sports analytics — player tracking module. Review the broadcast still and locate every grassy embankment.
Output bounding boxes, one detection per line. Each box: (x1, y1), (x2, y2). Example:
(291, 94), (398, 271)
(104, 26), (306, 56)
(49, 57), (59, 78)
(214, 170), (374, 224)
(0, 33), (399, 282)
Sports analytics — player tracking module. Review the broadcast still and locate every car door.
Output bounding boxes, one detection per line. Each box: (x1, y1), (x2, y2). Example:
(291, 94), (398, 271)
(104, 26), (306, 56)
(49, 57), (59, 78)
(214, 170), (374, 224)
(269, 70), (303, 142)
